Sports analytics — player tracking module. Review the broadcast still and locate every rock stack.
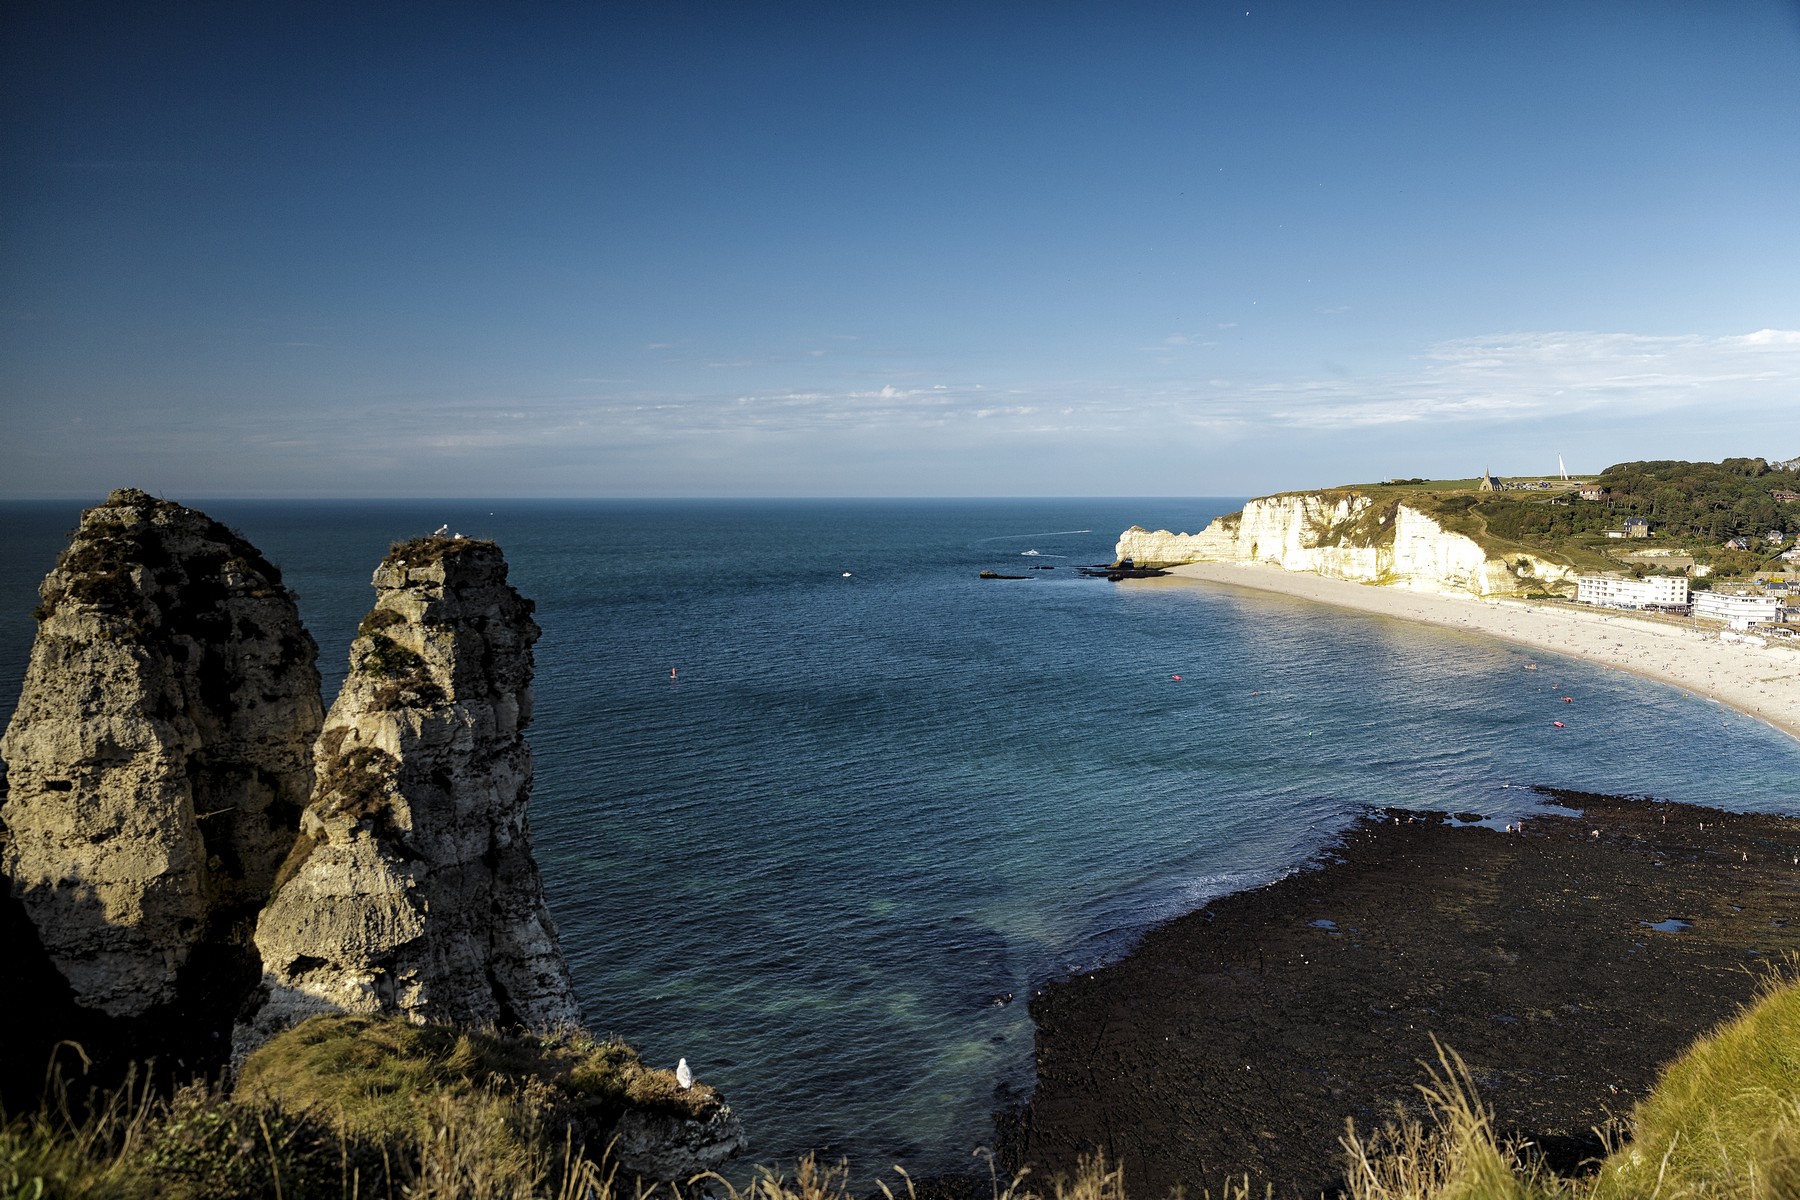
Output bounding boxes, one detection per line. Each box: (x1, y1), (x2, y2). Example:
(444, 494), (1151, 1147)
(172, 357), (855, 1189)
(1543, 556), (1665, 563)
(3, 497), (743, 1180)
(236, 535), (581, 1052)
(1, 489), (322, 1045)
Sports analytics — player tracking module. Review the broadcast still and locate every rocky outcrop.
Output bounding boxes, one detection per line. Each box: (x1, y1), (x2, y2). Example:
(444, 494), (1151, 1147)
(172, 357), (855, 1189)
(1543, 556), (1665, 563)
(237, 536), (580, 1053)
(1, 489), (322, 1022)
(1116, 493), (1576, 598)
(614, 1106), (752, 1179)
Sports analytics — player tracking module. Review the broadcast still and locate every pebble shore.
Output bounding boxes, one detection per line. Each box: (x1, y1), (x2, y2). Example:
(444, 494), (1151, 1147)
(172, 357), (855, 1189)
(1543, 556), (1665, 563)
(1159, 561), (1800, 744)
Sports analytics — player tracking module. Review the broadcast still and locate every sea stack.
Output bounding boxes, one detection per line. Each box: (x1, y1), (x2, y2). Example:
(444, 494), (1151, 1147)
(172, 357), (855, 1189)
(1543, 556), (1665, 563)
(1, 489), (323, 1025)
(237, 535), (580, 1052)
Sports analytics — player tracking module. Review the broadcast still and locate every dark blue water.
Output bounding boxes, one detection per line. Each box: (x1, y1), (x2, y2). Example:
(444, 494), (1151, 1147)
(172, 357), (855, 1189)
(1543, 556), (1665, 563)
(4, 498), (1799, 1176)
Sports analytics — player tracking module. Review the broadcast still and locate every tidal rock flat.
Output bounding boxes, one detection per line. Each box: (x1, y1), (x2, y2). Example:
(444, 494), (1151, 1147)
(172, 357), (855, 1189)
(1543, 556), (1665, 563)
(1011, 791), (1800, 1199)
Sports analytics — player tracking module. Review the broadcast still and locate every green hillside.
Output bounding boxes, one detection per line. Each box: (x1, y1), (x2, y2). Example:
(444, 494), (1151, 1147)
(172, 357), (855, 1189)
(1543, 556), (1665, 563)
(1332, 456), (1800, 579)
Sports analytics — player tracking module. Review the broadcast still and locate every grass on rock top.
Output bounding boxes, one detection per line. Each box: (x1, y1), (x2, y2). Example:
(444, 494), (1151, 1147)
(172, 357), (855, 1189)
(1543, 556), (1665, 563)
(385, 535), (500, 569)
(237, 1014), (724, 1137)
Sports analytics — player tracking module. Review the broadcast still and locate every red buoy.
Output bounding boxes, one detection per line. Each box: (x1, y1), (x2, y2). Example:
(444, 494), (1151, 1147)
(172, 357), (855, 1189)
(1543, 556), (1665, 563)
(1171, 675), (1182, 681)
(1553, 721), (1565, 728)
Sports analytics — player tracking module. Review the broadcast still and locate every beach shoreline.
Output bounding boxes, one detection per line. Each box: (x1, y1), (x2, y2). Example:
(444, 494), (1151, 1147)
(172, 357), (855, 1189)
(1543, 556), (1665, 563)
(1148, 560), (1800, 744)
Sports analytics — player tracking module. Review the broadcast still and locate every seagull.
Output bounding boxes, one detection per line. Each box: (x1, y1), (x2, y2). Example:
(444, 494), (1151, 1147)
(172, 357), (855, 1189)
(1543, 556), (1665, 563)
(675, 1058), (693, 1090)
(432, 524), (449, 537)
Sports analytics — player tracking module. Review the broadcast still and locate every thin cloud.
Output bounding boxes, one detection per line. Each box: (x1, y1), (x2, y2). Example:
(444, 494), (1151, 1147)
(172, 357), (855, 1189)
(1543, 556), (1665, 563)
(15, 327), (1792, 497)
(1218, 329), (1800, 430)
(1729, 328), (1800, 347)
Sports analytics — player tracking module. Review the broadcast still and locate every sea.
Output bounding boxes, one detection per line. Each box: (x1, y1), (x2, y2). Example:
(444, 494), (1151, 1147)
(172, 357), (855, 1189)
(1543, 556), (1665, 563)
(4, 497), (1799, 1179)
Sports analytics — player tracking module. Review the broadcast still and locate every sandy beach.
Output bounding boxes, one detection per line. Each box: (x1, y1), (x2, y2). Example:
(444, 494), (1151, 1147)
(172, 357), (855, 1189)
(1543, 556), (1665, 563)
(1151, 560), (1800, 745)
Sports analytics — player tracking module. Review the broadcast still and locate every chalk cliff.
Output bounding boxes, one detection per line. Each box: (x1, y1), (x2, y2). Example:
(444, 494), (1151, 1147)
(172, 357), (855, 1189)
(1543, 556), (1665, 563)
(237, 536), (581, 1052)
(1117, 493), (1575, 597)
(1, 489), (322, 1023)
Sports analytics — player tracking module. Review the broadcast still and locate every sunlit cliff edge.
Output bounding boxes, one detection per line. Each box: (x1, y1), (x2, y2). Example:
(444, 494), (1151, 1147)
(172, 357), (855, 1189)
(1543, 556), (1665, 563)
(1117, 491), (1577, 598)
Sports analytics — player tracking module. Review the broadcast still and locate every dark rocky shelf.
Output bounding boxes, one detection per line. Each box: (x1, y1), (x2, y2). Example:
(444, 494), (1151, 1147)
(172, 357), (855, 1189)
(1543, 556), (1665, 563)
(1002, 790), (1800, 1198)
(1075, 563), (1169, 580)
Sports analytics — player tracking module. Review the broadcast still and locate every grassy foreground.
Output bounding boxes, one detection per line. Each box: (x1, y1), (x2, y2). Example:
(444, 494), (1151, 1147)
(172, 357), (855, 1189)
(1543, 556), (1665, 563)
(1340, 970), (1800, 1200)
(5, 976), (1798, 1200)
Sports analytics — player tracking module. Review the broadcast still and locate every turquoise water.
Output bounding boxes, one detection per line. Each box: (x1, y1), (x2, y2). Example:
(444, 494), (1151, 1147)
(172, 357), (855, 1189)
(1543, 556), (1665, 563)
(4, 498), (1798, 1175)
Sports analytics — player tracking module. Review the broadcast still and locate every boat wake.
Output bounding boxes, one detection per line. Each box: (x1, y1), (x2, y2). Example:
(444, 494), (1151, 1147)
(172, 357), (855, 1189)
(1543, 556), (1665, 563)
(974, 530), (1093, 543)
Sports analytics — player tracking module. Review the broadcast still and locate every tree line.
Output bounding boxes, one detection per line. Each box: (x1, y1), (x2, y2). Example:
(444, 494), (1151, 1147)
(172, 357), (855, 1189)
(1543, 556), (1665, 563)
(1469, 457), (1799, 545)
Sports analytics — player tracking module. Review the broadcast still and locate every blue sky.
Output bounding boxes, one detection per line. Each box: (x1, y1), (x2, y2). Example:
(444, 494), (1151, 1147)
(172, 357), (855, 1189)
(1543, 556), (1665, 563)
(3, 1), (1798, 498)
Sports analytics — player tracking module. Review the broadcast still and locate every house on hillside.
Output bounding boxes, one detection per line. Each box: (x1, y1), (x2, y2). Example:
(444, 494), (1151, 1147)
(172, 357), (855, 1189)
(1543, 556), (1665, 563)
(1578, 486), (1606, 501)
(1772, 489), (1799, 504)
(1624, 517), (1650, 539)
(1725, 537), (1750, 551)
(1770, 531), (1790, 546)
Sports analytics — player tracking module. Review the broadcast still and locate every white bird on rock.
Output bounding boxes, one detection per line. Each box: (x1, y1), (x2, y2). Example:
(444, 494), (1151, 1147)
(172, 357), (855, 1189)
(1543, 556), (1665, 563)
(432, 524), (449, 537)
(675, 1057), (693, 1090)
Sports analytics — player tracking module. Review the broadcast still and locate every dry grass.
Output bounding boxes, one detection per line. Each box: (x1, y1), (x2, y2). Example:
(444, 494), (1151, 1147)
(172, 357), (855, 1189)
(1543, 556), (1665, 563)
(1, 1018), (719, 1199)
(7, 978), (1799, 1200)
(690, 1150), (1179, 1200)
(1340, 974), (1800, 1200)
(0, 1050), (161, 1199)
(1340, 1040), (1575, 1200)
(1587, 968), (1800, 1200)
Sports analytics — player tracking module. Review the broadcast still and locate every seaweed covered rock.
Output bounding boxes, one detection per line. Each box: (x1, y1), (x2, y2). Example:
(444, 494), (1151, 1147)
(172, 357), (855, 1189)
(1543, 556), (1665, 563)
(238, 536), (579, 1054)
(0, 489), (322, 1024)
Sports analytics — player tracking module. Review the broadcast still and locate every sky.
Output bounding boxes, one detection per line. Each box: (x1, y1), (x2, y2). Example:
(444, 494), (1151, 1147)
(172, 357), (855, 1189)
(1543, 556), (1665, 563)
(3, 1), (1798, 499)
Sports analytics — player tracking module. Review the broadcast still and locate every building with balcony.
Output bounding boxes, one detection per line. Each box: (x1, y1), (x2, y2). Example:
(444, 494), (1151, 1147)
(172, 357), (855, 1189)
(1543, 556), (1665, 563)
(1693, 590), (1785, 630)
(1576, 575), (1690, 610)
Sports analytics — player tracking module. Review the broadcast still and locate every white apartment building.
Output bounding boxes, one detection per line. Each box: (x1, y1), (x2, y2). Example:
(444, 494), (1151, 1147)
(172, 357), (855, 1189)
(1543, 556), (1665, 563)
(1693, 590), (1786, 630)
(1575, 575), (1690, 609)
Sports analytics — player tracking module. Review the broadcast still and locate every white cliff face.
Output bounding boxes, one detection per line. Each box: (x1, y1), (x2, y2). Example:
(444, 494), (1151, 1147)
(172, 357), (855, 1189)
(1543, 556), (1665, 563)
(1117, 493), (1575, 598)
(1, 489), (322, 1019)
(238, 537), (580, 1053)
